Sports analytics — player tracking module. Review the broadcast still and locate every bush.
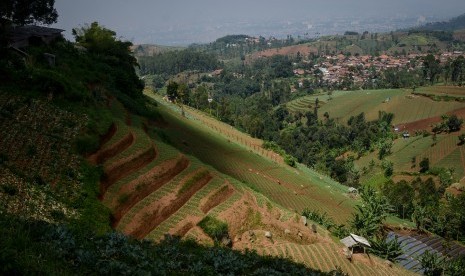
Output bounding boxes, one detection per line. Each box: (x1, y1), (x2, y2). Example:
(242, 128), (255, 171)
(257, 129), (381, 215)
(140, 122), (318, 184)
(284, 154), (297, 167)
(419, 158), (430, 173)
(369, 236), (403, 261)
(197, 216), (228, 242)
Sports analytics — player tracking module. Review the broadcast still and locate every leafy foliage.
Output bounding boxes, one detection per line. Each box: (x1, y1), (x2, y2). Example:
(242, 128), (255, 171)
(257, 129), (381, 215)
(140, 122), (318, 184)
(350, 186), (392, 238)
(138, 49), (219, 76)
(301, 209), (349, 238)
(0, 0), (58, 25)
(368, 236), (403, 261)
(0, 214), (333, 275)
(197, 215), (229, 242)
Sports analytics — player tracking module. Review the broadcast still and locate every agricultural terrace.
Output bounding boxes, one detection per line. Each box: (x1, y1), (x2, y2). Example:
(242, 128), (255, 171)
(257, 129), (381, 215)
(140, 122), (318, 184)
(355, 132), (465, 181)
(289, 89), (465, 126)
(416, 85), (465, 98)
(87, 104), (412, 275)
(147, 92), (356, 224)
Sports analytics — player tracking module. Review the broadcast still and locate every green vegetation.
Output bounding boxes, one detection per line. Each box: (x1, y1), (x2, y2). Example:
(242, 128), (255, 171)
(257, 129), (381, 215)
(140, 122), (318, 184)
(178, 169), (210, 195)
(197, 215), (229, 242)
(1, 213), (331, 275)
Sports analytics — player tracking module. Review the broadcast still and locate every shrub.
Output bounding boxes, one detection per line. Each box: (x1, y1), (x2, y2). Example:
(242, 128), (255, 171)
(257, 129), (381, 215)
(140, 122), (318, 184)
(369, 236), (403, 261)
(284, 154), (297, 167)
(419, 158), (430, 173)
(197, 216), (228, 242)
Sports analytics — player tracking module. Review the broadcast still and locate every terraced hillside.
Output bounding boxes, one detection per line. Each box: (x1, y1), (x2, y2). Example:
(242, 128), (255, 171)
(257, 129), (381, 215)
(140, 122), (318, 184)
(148, 92), (356, 224)
(87, 97), (412, 275)
(288, 89), (465, 126)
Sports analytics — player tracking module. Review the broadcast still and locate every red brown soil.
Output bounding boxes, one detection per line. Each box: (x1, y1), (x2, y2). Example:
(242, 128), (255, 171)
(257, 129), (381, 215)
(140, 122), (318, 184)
(200, 183), (235, 214)
(111, 156), (190, 226)
(402, 107), (465, 132)
(173, 221), (196, 237)
(184, 226), (214, 245)
(88, 131), (134, 165)
(128, 171), (213, 239)
(100, 146), (157, 198)
(247, 44), (318, 63)
(217, 192), (323, 252)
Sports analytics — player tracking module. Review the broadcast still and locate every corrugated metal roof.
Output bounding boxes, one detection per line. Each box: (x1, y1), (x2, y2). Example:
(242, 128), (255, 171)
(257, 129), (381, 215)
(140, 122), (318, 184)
(340, 233), (371, 248)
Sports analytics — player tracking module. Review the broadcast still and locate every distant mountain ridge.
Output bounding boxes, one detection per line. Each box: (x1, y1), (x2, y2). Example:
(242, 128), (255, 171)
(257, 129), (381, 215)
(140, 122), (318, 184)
(414, 12), (465, 31)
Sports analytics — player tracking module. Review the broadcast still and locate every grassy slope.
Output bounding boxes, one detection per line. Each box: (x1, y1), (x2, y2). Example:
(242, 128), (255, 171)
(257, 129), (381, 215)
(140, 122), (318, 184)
(289, 88), (465, 126)
(147, 92), (356, 224)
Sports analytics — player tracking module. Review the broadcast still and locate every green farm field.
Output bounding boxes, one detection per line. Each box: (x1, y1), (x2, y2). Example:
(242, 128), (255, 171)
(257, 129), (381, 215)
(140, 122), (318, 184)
(355, 133), (465, 183)
(289, 89), (465, 126)
(416, 85), (465, 98)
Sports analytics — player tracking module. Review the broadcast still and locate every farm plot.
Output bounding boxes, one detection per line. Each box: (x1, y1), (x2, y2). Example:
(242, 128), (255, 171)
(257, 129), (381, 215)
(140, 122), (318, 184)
(115, 159), (204, 233)
(261, 242), (411, 276)
(146, 177), (227, 240)
(416, 86), (465, 98)
(385, 133), (465, 179)
(149, 96), (356, 223)
(315, 89), (465, 125)
(286, 91), (351, 113)
(0, 96), (85, 188)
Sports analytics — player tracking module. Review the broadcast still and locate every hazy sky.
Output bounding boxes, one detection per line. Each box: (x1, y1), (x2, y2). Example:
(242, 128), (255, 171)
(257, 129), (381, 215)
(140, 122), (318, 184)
(53, 0), (465, 44)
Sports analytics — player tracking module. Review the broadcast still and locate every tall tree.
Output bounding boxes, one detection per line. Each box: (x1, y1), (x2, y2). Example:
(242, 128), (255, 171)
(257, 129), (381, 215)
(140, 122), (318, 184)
(351, 186), (392, 238)
(1, 0), (58, 25)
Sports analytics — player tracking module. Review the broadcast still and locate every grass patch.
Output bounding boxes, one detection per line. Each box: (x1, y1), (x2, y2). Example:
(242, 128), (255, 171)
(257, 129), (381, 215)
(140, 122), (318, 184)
(197, 215), (228, 241)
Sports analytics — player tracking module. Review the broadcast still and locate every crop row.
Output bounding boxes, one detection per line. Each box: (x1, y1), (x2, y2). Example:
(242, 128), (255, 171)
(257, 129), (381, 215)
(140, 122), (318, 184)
(146, 177), (226, 240)
(115, 163), (200, 232)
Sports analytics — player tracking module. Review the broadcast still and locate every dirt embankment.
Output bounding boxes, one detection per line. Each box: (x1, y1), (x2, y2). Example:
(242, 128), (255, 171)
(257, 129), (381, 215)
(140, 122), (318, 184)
(100, 146), (157, 198)
(402, 106), (465, 132)
(217, 192), (322, 251)
(200, 184), (235, 214)
(129, 172), (213, 239)
(88, 131), (135, 165)
(111, 156), (190, 226)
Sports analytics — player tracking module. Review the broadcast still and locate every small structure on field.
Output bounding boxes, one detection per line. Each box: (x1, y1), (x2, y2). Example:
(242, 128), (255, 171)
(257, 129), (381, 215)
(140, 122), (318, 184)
(348, 187), (358, 194)
(340, 233), (371, 260)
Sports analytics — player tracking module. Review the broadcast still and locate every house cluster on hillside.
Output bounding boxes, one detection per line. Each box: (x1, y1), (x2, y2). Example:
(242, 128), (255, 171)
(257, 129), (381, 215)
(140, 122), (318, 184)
(294, 51), (464, 87)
